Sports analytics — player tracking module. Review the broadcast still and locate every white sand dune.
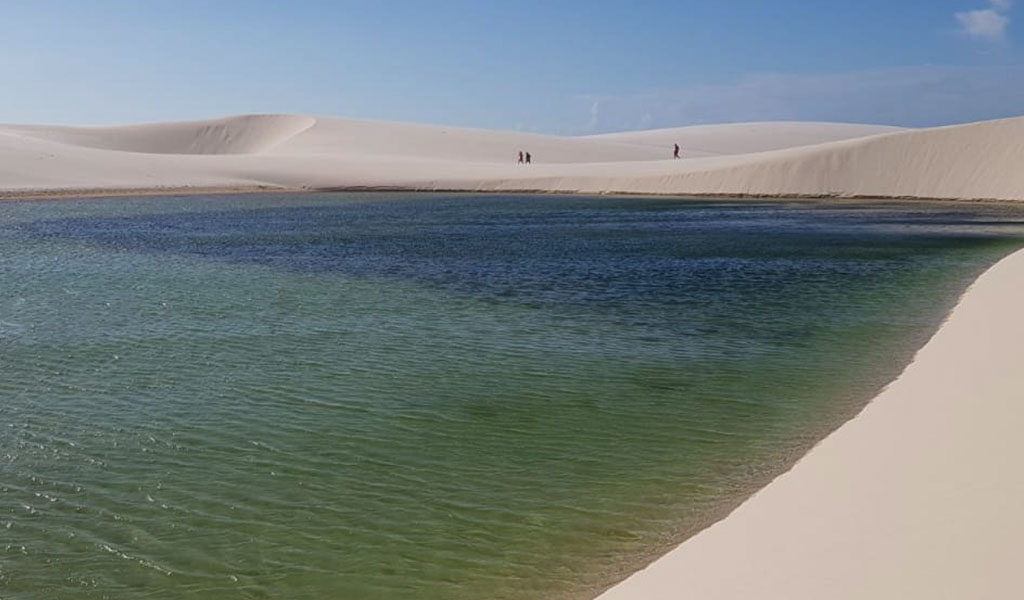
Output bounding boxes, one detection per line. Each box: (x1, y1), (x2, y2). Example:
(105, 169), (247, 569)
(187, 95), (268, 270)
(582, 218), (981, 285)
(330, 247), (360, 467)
(4, 114), (317, 155)
(585, 121), (904, 156)
(6, 113), (1020, 201)
(442, 117), (1024, 201)
(597, 247), (1024, 600)
(267, 117), (671, 163)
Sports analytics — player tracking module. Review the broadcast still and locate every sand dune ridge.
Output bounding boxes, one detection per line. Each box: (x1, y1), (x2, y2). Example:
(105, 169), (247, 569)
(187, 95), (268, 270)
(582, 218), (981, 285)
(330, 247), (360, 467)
(2, 114), (317, 155)
(0, 113), (1021, 201)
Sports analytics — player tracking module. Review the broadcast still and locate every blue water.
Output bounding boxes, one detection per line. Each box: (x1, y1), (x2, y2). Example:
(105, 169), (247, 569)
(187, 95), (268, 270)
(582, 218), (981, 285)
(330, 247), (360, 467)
(1, 193), (1023, 599)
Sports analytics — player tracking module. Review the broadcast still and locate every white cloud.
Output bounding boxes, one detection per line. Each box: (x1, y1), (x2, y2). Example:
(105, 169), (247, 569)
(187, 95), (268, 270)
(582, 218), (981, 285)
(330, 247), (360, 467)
(956, 8), (1010, 39)
(956, 0), (1012, 41)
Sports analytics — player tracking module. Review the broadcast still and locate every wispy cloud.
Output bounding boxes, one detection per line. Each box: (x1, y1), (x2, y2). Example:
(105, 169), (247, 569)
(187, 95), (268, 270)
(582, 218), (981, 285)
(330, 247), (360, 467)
(956, 9), (1009, 39)
(586, 100), (600, 131)
(956, 0), (1012, 41)
(561, 65), (1024, 133)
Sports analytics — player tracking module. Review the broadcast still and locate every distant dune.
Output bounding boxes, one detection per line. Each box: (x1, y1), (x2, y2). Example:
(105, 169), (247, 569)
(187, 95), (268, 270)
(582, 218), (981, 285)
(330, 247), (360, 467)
(584, 121), (905, 157)
(5, 114), (317, 155)
(0, 114), (1021, 201)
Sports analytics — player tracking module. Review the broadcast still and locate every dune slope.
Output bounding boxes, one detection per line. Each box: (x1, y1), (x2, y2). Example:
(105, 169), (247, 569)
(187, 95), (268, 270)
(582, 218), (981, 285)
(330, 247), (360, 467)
(442, 116), (1024, 201)
(269, 117), (671, 163)
(3, 114), (317, 155)
(585, 121), (904, 156)
(0, 113), (1021, 201)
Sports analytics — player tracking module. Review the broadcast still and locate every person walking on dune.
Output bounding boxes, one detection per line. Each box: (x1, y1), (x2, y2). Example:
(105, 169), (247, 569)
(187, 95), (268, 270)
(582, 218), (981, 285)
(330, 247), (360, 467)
(673, 143), (680, 159)
(525, 152), (532, 164)
(518, 151), (524, 164)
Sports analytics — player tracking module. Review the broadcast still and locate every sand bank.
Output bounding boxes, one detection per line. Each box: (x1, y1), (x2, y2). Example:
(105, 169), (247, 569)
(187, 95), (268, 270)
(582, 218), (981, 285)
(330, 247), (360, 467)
(596, 247), (1024, 599)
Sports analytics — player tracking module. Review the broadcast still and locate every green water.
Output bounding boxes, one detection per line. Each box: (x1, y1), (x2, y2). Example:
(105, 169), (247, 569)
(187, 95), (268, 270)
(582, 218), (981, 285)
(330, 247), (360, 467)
(1, 194), (1022, 599)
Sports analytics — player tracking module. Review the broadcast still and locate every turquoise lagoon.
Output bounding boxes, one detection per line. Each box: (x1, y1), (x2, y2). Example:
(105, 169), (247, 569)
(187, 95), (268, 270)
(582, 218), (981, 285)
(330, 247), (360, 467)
(1, 193), (1023, 599)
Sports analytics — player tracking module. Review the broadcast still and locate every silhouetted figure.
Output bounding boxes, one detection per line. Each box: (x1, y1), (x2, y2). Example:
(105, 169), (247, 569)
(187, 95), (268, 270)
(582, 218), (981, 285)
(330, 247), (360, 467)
(525, 152), (532, 164)
(518, 151), (524, 164)
(673, 143), (680, 159)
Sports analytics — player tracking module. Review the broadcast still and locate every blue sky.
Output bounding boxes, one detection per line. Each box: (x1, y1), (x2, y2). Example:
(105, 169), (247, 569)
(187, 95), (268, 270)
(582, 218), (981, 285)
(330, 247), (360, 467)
(1, 0), (1022, 132)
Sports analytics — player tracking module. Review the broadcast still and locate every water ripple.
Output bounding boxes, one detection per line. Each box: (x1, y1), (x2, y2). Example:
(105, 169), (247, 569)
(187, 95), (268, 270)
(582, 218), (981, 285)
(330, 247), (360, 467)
(1, 194), (1023, 599)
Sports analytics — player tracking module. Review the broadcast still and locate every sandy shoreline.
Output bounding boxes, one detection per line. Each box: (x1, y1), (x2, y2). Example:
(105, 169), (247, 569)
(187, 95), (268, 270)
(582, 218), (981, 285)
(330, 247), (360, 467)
(0, 185), (294, 201)
(596, 247), (1024, 599)
(5, 185), (1024, 207)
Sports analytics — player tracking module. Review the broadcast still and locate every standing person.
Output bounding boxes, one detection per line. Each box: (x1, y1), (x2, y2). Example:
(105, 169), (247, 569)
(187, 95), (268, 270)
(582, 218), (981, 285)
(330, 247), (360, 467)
(518, 151), (524, 164)
(525, 151), (531, 164)
(673, 143), (680, 159)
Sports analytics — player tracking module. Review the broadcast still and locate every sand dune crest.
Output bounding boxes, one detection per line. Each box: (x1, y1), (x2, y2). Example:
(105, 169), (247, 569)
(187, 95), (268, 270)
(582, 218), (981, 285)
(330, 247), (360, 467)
(3, 114), (316, 155)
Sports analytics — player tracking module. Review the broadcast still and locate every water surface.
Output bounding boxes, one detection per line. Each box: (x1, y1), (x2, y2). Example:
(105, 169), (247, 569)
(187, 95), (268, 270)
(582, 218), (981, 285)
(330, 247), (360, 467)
(2, 193), (1023, 599)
